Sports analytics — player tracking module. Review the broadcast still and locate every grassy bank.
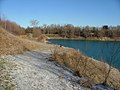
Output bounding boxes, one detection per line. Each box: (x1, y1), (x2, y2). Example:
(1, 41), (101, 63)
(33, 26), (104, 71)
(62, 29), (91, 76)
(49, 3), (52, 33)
(51, 46), (120, 89)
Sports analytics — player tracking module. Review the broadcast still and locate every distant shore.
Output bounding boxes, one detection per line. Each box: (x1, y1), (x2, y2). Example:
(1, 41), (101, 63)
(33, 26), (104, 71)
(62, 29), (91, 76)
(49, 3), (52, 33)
(48, 36), (120, 42)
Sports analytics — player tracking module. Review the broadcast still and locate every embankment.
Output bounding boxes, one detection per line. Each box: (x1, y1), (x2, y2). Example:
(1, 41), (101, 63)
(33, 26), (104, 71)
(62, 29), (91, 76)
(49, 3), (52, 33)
(51, 46), (120, 89)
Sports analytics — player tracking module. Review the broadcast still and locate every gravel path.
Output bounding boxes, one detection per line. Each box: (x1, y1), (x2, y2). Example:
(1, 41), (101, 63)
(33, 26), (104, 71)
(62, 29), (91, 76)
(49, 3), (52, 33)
(3, 50), (90, 90)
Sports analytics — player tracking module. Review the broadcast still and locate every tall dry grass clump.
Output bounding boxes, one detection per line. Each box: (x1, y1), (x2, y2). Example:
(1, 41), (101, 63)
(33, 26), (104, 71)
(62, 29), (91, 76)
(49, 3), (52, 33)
(51, 46), (120, 89)
(37, 34), (48, 43)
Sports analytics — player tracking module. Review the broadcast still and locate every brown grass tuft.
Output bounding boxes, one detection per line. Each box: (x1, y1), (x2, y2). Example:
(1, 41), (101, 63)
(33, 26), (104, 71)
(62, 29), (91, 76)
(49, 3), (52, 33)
(37, 34), (48, 43)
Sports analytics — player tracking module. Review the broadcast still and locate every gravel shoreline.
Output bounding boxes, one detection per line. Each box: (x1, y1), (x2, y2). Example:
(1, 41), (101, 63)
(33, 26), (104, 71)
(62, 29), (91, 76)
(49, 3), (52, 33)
(1, 50), (90, 90)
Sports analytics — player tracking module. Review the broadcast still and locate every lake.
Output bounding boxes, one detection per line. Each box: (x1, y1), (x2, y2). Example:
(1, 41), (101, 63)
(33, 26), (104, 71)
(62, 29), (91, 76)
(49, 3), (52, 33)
(49, 39), (120, 70)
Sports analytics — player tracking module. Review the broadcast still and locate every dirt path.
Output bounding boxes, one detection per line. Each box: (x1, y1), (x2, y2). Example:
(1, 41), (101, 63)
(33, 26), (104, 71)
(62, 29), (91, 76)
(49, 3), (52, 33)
(2, 50), (89, 90)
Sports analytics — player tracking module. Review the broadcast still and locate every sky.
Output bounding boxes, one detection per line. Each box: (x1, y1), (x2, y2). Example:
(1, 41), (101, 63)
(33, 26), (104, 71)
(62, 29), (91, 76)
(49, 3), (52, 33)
(0, 0), (120, 27)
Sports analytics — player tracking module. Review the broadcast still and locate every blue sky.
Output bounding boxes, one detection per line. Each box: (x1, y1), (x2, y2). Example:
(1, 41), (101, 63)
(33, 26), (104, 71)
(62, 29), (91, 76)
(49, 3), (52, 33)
(1, 0), (120, 27)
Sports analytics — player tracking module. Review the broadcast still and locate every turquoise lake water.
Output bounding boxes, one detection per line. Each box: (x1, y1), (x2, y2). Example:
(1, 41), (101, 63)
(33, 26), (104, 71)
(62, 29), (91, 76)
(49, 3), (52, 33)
(49, 39), (120, 70)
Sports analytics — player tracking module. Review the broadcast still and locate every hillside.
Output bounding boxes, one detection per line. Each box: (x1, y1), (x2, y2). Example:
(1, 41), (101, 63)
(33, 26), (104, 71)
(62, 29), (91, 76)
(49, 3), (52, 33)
(0, 27), (53, 55)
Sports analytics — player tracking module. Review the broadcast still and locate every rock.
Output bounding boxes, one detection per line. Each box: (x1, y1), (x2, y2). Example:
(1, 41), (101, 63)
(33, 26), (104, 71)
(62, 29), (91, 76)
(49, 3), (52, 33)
(92, 83), (116, 90)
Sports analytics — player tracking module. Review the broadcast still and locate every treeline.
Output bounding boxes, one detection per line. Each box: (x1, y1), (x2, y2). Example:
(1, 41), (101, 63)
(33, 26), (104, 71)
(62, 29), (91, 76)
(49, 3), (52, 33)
(1, 18), (120, 39)
(0, 18), (25, 35)
(26, 24), (120, 38)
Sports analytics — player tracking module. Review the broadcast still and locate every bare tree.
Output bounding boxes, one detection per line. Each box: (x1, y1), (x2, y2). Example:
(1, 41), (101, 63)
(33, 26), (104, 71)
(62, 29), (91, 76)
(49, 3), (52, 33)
(103, 42), (120, 85)
(30, 19), (41, 37)
(30, 19), (39, 28)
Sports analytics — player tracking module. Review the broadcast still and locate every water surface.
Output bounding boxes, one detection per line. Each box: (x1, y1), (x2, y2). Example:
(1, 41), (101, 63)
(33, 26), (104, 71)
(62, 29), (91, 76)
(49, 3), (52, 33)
(49, 39), (120, 69)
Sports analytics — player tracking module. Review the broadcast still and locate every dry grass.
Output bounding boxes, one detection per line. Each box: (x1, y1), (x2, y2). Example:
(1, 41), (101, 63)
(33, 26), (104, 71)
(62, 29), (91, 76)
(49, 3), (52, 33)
(51, 46), (120, 89)
(0, 27), (54, 56)
(37, 34), (48, 43)
(20, 34), (48, 43)
(45, 34), (60, 37)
